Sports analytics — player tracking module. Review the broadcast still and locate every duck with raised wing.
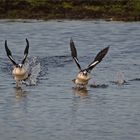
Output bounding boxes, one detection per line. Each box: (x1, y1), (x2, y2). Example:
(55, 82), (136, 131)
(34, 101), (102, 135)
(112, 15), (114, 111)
(70, 38), (109, 88)
(5, 39), (29, 87)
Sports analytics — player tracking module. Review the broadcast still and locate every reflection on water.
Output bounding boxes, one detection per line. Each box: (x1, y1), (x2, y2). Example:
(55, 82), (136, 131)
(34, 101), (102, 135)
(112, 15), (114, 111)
(73, 87), (88, 97)
(14, 87), (27, 100)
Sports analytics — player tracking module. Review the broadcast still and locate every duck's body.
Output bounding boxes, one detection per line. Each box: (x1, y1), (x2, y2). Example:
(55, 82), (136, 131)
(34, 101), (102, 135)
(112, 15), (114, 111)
(12, 66), (28, 81)
(73, 71), (91, 87)
(5, 39), (29, 87)
(70, 38), (109, 88)
(12, 66), (29, 87)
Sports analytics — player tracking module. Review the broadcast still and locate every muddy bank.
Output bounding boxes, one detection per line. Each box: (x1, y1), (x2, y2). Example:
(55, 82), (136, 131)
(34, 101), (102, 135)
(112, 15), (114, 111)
(0, 0), (140, 21)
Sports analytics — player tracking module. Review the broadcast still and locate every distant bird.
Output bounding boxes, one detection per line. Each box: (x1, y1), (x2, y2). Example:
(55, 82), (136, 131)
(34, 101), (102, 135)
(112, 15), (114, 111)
(5, 39), (29, 87)
(70, 38), (109, 88)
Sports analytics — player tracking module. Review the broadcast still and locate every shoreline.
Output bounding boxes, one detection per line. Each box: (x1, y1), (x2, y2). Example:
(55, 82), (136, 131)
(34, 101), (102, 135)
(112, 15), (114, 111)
(0, 0), (140, 22)
(0, 18), (139, 23)
(0, 18), (135, 23)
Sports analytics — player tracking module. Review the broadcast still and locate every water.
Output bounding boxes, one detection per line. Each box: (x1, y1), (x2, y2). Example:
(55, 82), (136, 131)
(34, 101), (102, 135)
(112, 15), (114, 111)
(0, 20), (140, 140)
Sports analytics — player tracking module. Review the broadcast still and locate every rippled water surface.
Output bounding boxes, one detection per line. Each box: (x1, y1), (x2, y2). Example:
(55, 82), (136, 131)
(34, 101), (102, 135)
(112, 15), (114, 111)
(0, 20), (140, 140)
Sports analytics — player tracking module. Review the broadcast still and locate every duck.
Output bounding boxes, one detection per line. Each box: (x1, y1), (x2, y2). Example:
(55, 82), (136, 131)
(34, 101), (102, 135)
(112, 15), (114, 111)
(5, 39), (29, 87)
(70, 38), (109, 88)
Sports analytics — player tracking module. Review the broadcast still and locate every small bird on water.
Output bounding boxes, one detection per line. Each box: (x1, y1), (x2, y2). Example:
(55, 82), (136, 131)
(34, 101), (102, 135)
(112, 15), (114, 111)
(70, 38), (109, 88)
(5, 39), (30, 87)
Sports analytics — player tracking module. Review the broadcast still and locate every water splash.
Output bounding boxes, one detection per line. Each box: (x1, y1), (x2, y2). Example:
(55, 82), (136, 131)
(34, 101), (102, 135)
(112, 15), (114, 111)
(116, 71), (125, 85)
(24, 57), (41, 86)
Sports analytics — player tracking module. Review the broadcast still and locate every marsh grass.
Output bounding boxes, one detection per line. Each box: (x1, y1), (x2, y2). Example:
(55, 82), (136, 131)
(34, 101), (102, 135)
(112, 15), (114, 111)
(0, 0), (140, 21)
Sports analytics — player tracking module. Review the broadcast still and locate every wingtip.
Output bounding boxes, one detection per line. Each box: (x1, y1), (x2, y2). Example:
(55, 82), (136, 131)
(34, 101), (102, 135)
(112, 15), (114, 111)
(106, 45), (110, 50)
(70, 38), (73, 43)
(5, 40), (9, 52)
(103, 45), (110, 53)
(5, 40), (7, 46)
(26, 38), (29, 44)
(105, 45), (110, 49)
(25, 38), (29, 50)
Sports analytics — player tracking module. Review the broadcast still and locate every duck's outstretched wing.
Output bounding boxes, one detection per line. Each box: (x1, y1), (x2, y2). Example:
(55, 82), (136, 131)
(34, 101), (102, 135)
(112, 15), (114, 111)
(21, 38), (29, 65)
(86, 46), (109, 72)
(70, 38), (82, 71)
(5, 40), (17, 66)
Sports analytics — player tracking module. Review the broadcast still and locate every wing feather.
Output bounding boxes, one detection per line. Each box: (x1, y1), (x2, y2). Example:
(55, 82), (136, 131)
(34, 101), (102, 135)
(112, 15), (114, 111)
(70, 38), (81, 70)
(86, 46), (109, 72)
(21, 38), (29, 65)
(5, 40), (17, 66)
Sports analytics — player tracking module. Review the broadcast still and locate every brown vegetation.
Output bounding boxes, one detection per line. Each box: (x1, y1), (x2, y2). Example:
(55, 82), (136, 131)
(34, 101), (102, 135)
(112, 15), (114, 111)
(0, 0), (140, 21)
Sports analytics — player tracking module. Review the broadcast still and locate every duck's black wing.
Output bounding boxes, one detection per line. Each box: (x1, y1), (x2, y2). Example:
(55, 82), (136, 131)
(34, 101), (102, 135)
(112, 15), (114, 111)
(70, 38), (82, 71)
(21, 38), (29, 65)
(5, 40), (17, 66)
(86, 46), (109, 72)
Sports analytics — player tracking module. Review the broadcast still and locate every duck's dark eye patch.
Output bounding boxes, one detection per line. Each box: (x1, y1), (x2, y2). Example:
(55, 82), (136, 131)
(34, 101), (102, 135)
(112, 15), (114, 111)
(82, 70), (87, 75)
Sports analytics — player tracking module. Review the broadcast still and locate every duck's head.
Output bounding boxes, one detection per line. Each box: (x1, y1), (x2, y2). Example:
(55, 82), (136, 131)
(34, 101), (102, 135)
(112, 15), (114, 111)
(15, 64), (23, 68)
(81, 70), (88, 76)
